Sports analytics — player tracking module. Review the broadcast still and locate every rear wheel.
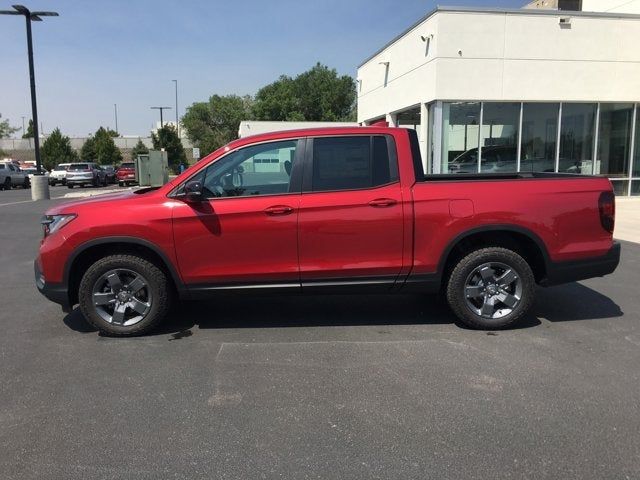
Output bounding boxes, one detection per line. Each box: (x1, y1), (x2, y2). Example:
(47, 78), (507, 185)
(446, 247), (535, 329)
(23, 177), (30, 189)
(2, 177), (10, 190)
(68, 184), (74, 189)
(78, 254), (172, 336)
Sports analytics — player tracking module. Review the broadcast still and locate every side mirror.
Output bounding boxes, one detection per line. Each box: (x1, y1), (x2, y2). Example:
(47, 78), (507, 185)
(183, 180), (203, 202)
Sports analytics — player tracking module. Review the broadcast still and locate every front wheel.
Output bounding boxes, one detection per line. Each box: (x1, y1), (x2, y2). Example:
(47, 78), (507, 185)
(446, 247), (535, 330)
(78, 254), (172, 336)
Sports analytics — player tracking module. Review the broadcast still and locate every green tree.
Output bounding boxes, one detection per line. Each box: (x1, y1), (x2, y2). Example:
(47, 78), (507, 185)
(253, 63), (356, 122)
(106, 128), (119, 137)
(22, 119), (34, 139)
(0, 114), (19, 138)
(41, 128), (78, 170)
(93, 127), (122, 165)
(130, 139), (149, 161)
(152, 125), (186, 173)
(80, 136), (97, 161)
(182, 94), (253, 156)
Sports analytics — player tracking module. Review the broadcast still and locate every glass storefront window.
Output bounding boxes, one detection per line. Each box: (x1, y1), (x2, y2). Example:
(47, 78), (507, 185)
(631, 180), (640, 196)
(596, 103), (634, 177)
(520, 103), (559, 173)
(633, 107), (640, 177)
(441, 102), (480, 173)
(560, 103), (596, 174)
(610, 180), (630, 196)
(479, 102), (520, 173)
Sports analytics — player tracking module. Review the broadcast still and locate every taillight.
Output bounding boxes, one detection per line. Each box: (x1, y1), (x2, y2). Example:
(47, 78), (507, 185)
(598, 191), (615, 234)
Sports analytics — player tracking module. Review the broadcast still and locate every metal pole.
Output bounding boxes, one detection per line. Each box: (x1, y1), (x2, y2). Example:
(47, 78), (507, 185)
(25, 14), (42, 174)
(21, 116), (25, 136)
(173, 80), (179, 136)
(160, 108), (164, 128)
(114, 103), (118, 134)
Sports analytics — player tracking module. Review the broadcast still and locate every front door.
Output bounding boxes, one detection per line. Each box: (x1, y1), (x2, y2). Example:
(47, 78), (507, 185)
(172, 138), (303, 287)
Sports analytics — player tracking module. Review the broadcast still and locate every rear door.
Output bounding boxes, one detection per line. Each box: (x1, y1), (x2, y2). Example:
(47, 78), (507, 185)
(297, 135), (405, 288)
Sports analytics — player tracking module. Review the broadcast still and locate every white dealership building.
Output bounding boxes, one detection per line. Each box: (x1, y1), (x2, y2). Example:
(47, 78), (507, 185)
(356, 0), (640, 195)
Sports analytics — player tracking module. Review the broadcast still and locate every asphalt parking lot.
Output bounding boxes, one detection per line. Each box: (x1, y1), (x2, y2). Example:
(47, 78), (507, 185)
(1, 187), (639, 480)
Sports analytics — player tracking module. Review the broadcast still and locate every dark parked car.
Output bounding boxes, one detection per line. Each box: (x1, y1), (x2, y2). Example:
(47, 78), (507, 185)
(103, 165), (117, 184)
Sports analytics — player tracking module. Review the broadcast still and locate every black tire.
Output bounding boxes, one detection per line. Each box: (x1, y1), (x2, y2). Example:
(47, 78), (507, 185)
(2, 177), (10, 190)
(118, 181), (124, 187)
(68, 184), (74, 189)
(446, 247), (535, 330)
(23, 178), (30, 189)
(78, 254), (172, 336)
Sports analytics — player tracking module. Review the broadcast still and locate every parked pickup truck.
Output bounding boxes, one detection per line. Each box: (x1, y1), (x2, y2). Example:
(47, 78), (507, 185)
(0, 161), (30, 190)
(35, 127), (620, 336)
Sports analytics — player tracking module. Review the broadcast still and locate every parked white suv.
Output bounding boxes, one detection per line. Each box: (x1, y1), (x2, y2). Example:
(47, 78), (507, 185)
(49, 163), (71, 186)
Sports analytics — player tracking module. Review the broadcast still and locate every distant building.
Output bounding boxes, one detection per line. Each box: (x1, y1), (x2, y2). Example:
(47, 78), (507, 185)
(238, 121), (358, 138)
(357, 3), (640, 195)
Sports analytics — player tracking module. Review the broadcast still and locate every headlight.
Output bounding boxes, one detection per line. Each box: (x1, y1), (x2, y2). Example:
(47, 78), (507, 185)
(41, 214), (76, 237)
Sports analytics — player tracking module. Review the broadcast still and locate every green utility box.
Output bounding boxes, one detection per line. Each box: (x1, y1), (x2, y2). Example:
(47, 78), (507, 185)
(135, 150), (169, 187)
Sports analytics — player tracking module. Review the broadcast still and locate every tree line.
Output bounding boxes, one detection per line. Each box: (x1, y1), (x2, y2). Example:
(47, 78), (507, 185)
(181, 62), (356, 156)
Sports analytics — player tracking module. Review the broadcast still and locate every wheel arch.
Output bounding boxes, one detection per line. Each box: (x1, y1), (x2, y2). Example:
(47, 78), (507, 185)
(65, 237), (185, 306)
(438, 225), (551, 285)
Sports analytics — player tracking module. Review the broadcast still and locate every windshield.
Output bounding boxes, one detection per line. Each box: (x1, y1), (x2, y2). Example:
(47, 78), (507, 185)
(120, 163), (135, 169)
(53, 165), (68, 171)
(68, 164), (90, 170)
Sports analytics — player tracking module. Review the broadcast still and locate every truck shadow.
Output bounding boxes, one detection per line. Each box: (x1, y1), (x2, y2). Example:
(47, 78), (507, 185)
(62, 281), (622, 336)
(534, 282), (623, 322)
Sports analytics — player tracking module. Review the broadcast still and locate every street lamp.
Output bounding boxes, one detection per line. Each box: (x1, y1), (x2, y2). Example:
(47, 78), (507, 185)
(150, 106), (172, 129)
(172, 80), (179, 137)
(114, 103), (118, 135)
(1, 4), (58, 200)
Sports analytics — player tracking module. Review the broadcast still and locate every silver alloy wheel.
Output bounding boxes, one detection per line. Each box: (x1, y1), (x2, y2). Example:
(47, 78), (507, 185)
(91, 268), (152, 326)
(464, 262), (522, 319)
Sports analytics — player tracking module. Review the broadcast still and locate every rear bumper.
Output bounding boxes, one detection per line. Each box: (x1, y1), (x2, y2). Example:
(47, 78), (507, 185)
(34, 260), (71, 312)
(67, 179), (93, 185)
(544, 242), (621, 286)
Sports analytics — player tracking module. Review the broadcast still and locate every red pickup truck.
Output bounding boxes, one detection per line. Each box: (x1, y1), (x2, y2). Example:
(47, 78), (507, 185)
(35, 127), (620, 335)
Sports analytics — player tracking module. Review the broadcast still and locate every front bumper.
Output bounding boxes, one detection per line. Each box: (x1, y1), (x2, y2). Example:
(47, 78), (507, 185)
(544, 241), (621, 286)
(34, 260), (71, 312)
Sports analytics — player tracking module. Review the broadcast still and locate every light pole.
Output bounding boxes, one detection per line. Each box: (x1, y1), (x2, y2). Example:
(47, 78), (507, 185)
(114, 104), (118, 135)
(150, 106), (172, 129)
(21, 116), (26, 136)
(1, 4), (58, 200)
(172, 80), (179, 136)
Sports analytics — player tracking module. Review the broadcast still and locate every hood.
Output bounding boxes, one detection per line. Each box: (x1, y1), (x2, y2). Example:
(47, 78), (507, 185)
(46, 190), (140, 215)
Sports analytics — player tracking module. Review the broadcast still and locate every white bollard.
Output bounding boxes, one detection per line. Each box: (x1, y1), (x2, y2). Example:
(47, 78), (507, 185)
(31, 175), (50, 201)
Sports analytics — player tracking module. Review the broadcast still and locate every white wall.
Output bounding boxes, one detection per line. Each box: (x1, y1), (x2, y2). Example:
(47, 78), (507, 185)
(357, 8), (640, 123)
(582, 0), (640, 14)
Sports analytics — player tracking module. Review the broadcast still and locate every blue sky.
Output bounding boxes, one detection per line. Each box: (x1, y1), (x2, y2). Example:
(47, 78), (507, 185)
(1, 0), (524, 137)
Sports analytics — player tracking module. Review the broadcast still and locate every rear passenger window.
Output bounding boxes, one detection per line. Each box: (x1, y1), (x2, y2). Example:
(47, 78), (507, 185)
(311, 136), (398, 192)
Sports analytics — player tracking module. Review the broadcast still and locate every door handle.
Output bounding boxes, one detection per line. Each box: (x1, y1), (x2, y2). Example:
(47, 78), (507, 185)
(368, 198), (397, 208)
(264, 205), (294, 215)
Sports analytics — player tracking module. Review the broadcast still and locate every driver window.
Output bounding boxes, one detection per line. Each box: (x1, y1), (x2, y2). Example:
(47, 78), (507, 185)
(201, 140), (299, 198)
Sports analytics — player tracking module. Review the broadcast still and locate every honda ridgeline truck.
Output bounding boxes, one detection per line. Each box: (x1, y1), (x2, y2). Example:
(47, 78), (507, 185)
(35, 127), (620, 335)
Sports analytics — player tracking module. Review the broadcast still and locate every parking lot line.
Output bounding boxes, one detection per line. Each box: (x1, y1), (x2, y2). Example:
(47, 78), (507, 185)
(0, 199), (38, 208)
